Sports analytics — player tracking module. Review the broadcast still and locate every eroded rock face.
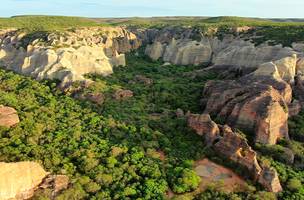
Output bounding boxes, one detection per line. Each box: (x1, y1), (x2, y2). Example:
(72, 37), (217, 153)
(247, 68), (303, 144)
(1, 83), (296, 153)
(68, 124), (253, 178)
(143, 27), (298, 69)
(0, 105), (20, 128)
(202, 74), (291, 145)
(187, 114), (282, 193)
(146, 38), (213, 65)
(39, 175), (69, 197)
(258, 166), (283, 193)
(0, 27), (140, 87)
(0, 162), (48, 200)
(273, 54), (297, 83)
(187, 113), (220, 146)
(213, 44), (296, 70)
(213, 125), (262, 176)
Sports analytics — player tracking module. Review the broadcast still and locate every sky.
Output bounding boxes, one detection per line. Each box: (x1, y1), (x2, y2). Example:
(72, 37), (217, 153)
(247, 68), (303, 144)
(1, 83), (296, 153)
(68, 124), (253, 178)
(1, 0), (303, 18)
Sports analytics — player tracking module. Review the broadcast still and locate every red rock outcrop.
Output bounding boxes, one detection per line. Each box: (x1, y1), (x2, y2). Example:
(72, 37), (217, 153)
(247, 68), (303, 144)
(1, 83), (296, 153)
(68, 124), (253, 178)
(0, 105), (20, 128)
(187, 114), (283, 193)
(202, 75), (291, 145)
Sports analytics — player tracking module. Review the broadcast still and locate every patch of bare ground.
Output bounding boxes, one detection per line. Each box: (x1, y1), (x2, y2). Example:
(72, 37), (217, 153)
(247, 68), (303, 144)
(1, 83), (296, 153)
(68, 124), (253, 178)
(166, 158), (248, 199)
(194, 158), (248, 193)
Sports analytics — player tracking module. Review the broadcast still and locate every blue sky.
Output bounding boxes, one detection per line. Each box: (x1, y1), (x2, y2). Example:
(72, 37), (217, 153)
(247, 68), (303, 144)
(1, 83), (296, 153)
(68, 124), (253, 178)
(1, 0), (303, 18)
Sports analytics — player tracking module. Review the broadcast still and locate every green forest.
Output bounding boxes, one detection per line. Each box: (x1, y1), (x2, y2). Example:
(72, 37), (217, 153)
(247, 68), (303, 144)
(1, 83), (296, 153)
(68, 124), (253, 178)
(0, 53), (304, 199)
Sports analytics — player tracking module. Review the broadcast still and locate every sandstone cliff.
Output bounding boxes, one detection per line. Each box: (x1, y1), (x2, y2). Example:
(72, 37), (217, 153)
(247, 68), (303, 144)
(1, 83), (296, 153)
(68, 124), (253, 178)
(143, 27), (300, 71)
(0, 27), (140, 87)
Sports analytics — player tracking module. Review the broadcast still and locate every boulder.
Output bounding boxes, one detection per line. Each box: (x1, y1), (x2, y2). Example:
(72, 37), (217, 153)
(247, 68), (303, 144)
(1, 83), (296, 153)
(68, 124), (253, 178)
(0, 162), (48, 200)
(75, 92), (105, 105)
(53, 175), (69, 194)
(133, 75), (153, 85)
(292, 42), (304, 52)
(113, 89), (134, 100)
(273, 54), (297, 83)
(0, 105), (20, 128)
(39, 175), (69, 196)
(253, 62), (281, 80)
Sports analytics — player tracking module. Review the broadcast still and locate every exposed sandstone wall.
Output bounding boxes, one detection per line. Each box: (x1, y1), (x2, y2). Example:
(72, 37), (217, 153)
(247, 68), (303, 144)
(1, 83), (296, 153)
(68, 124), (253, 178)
(0, 27), (141, 87)
(143, 27), (300, 70)
(202, 67), (292, 145)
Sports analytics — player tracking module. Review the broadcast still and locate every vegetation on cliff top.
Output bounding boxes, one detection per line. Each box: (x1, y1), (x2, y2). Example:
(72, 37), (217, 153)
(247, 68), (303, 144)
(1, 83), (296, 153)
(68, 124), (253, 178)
(0, 16), (102, 31)
(1, 16), (304, 47)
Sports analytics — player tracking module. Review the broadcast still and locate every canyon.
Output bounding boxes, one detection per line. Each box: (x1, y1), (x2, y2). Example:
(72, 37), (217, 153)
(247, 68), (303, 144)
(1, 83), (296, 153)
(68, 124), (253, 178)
(0, 23), (304, 199)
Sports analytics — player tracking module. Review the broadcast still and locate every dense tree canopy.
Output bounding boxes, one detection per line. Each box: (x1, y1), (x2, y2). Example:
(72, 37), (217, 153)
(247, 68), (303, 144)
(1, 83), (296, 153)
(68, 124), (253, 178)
(0, 53), (304, 199)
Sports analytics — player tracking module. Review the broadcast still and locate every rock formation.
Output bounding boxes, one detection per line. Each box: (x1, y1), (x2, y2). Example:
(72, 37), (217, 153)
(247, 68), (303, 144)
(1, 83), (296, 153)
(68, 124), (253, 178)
(132, 75), (153, 85)
(0, 105), (20, 128)
(143, 27), (298, 69)
(39, 175), (69, 197)
(213, 125), (262, 177)
(187, 113), (282, 193)
(258, 166), (283, 193)
(113, 89), (134, 100)
(146, 38), (212, 65)
(0, 27), (140, 87)
(0, 162), (48, 200)
(187, 114), (220, 146)
(202, 71), (291, 145)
